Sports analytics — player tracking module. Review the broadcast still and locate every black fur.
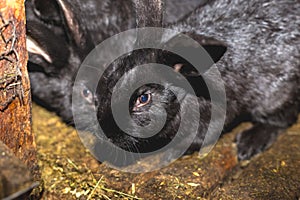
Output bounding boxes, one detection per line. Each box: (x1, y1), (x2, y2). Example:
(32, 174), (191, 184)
(172, 0), (300, 159)
(27, 0), (300, 162)
(87, 0), (300, 161)
(26, 0), (203, 124)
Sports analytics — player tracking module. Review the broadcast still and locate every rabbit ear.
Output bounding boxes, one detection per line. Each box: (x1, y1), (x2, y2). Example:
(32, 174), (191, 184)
(31, 0), (62, 25)
(26, 21), (70, 74)
(160, 33), (226, 99)
(164, 33), (227, 77)
(56, 0), (93, 52)
(28, 0), (93, 58)
(134, 0), (164, 46)
(185, 33), (227, 64)
(134, 0), (163, 28)
(27, 37), (52, 65)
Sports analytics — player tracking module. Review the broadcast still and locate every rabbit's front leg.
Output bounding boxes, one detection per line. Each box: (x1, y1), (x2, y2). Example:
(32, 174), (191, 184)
(236, 123), (283, 160)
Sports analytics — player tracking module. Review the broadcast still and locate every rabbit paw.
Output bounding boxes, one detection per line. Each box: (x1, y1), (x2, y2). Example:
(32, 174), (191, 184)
(236, 124), (282, 160)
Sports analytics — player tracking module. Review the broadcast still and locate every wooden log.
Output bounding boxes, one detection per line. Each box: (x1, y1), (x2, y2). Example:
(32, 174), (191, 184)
(0, 0), (38, 178)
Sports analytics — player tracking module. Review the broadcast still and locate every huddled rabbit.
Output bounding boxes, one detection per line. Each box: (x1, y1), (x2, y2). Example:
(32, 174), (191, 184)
(77, 0), (300, 163)
(26, 0), (300, 163)
(171, 0), (300, 160)
(26, 0), (136, 123)
(26, 0), (205, 124)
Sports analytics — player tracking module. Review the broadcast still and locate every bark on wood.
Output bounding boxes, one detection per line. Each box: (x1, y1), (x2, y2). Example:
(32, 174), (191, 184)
(0, 0), (38, 178)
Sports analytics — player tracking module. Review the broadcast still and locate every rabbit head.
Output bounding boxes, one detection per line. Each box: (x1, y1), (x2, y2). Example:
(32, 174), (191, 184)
(26, 0), (136, 123)
(26, 0), (204, 124)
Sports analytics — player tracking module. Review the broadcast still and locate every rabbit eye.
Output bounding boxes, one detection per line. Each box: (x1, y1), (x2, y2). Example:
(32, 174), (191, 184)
(81, 88), (93, 104)
(136, 93), (151, 108)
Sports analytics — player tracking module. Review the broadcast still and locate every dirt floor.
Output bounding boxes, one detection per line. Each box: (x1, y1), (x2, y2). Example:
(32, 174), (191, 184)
(31, 104), (300, 200)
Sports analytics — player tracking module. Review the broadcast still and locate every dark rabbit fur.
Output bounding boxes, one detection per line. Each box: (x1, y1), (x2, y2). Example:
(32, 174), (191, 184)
(26, 0), (205, 123)
(26, 0), (136, 122)
(172, 0), (300, 160)
(27, 0), (300, 162)
(79, 0), (300, 162)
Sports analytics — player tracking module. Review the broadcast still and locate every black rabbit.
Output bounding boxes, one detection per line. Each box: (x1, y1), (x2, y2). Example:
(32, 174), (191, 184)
(26, 0), (137, 122)
(26, 0), (205, 124)
(171, 0), (300, 160)
(77, 0), (300, 163)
